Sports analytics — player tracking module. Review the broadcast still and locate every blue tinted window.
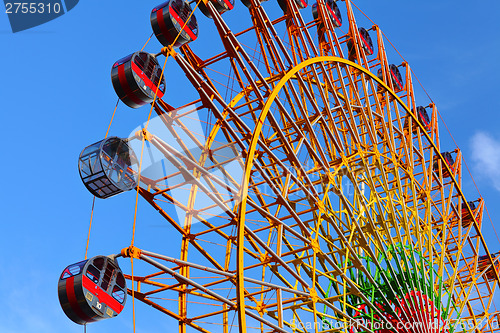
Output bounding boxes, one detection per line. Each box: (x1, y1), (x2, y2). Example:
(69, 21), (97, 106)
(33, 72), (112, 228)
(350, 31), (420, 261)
(86, 265), (100, 284)
(60, 260), (87, 280)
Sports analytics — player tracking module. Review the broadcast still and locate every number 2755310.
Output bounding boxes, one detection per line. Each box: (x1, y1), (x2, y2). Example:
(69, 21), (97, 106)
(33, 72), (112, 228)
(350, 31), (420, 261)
(5, 2), (62, 14)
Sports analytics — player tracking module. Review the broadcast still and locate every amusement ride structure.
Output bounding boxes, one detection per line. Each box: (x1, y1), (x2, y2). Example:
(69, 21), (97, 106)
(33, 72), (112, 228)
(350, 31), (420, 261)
(58, 0), (500, 332)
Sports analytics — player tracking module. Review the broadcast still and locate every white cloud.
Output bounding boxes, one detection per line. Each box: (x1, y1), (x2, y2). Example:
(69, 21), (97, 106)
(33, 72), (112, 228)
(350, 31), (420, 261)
(0, 261), (81, 333)
(470, 131), (500, 191)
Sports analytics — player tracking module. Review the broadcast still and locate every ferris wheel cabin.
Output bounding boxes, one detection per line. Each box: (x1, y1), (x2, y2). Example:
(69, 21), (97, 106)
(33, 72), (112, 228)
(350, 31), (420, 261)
(377, 64), (404, 92)
(312, 0), (342, 28)
(347, 27), (374, 62)
(58, 256), (127, 325)
(406, 106), (431, 134)
(241, 0), (268, 8)
(78, 137), (137, 199)
(478, 253), (500, 281)
(415, 106), (431, 132)
(389, 64), (404, 91)
(199, 0), (235, 18)
(151, 0), (199, 48)
(461, 201), (477, 227)
(278, 0), (307, 13)
(433, 151), (455, 178)
(111, 52), (166, 109)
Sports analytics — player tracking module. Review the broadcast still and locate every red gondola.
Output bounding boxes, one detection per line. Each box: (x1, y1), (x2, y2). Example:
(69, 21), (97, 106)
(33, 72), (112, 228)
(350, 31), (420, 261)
(199, 0), (234, 18)
(241, 0), (268, 8)
(389, 64), (404, 91)
(151, 0), (199, 48)
(433, 151), (455, 178)
(58, 256), (127, 325)
(377, 64), (403, 92)
(450, 200), (477, 229)
(278, 0), (308, 13)
(407, 106), (431, 134)
(461, 201), (477, 226)
(347, 27), (374, 62)
(111, 51), (166, 109)
(478, 253), (500, 280)
(312, 0), (342, 28)
(416, 106), (431, 131)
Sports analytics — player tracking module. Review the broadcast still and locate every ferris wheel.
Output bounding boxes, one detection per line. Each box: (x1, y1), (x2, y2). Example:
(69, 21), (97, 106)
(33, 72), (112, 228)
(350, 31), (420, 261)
(58, 0), (500, 332)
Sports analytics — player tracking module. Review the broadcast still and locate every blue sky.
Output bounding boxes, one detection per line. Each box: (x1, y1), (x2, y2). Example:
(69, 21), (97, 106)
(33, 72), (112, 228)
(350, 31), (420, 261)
(1, 1), (500, 332)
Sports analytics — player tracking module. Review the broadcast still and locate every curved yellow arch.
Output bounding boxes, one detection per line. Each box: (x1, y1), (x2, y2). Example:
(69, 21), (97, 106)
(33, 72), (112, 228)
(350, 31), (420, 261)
(234, 55), (481, 330)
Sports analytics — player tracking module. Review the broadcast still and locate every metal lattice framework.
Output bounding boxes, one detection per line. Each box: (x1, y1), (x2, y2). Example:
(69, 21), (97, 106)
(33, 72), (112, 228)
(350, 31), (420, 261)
(89, 0), (500, 332)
